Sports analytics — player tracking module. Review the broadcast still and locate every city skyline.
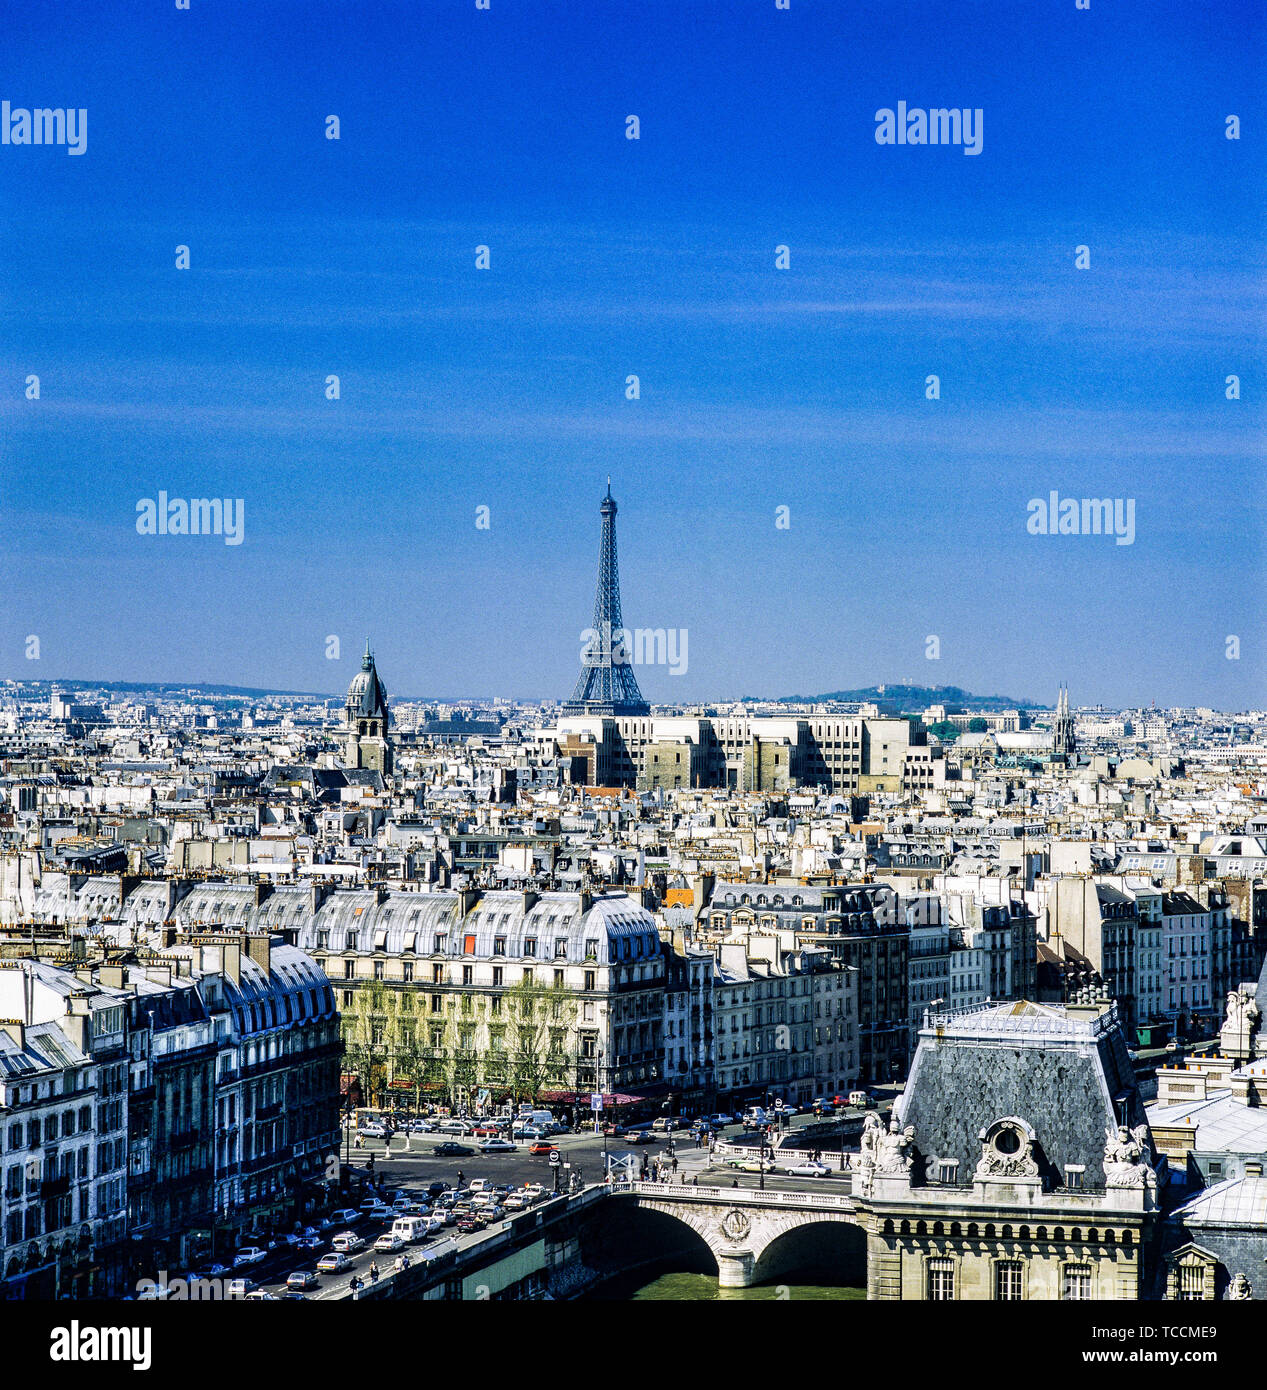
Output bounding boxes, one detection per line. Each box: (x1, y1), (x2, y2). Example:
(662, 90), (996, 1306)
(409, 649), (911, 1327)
(2, 1), (1263, 708)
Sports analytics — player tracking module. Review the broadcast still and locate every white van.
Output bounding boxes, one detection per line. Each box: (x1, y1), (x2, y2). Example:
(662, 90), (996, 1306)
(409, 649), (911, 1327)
(392, 1215), (430, 1244)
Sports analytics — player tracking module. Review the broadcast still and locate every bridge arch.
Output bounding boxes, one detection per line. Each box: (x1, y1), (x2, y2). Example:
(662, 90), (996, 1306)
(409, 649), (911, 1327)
(597, 1185), (865, 1290)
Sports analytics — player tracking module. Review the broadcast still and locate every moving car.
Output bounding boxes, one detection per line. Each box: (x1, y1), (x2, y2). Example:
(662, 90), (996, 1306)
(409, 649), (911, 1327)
(286, 1270), (319, 1290)
(317, 1252), (350, 1274)
(479, 1138), (517, 1153)
(437, 1119), (475, 1135)
(331, 1232), (366, 1254)
(434, 1142), (475, 1157)
(329, 1208), (360, 1225)
(725, 1157), (775, 1173)
(232, 1247), (267, 1267)
(625, 1131), (654, 1145)
(374, 1232), (405, 1252)
(784, 1160), (832, 1178)
(528, 1140), (557, 1155)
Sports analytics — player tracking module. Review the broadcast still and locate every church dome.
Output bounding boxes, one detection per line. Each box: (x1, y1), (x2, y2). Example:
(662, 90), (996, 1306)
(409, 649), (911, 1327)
(346, 642), (388, 721)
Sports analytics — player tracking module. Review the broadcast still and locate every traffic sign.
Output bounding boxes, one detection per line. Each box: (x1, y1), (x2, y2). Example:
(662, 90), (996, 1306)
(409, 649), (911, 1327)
(590, 1093), (603, 1112)
(549, 1152), (561, 1166)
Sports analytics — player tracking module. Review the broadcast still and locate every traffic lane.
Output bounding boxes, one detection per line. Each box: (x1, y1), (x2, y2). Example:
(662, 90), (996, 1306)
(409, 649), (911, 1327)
(349, 1133), (612, 1190)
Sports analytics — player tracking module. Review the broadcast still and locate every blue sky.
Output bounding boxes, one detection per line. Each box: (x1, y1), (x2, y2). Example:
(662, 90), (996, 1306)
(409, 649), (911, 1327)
(1, 0), (1263, 707)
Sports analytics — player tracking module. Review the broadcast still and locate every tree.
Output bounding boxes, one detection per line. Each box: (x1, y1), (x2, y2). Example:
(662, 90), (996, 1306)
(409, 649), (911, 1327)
(343, 980), (393, 1108)
(506, 978), (578, 1108)
(967, 717), (988, 734)
(928, 720), (961, 742)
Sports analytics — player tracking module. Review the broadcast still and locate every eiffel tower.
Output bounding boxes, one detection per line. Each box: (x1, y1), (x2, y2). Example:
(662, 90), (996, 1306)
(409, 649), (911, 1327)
(561, 481), (650, 716)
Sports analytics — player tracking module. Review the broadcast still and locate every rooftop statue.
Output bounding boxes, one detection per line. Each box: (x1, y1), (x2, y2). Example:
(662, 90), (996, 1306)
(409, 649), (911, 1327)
(1103, 1124), (1157, 1190)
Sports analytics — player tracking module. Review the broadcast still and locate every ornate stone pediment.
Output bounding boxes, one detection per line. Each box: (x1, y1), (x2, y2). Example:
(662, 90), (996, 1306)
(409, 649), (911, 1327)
(974, 1117), (1040, 1180)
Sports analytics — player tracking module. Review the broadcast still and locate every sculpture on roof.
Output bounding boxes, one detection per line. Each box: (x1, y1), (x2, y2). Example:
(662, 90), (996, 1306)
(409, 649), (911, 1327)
(1103, 1124), (1157, 1190)
(1227, 1272), (1252, 1301)
(1219, 985), (1261, 1062)
(874, 1115), (916, 1175)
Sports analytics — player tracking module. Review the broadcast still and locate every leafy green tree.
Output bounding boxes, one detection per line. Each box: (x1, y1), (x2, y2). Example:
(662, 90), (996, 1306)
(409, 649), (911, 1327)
(967, 717), (988, 733)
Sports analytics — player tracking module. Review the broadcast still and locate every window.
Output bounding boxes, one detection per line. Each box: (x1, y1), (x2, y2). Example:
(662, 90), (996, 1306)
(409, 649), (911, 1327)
(1065, 1165), (1084, 1190)
(1062, 1265), (1092, 1301)
(492, 967), (503, 987)
(584, 939), (599, 960)
(995, 1261), (1023, 1301)
(430, 995), (443, 1014)
(555, 939), (568, 960)
(927, 1259), (955, 1301)
(402, 963), (413, 983)
(462, 965), (473, 986)
(584, 970), (596, 991)
(554, 969), (565, 988)
(373, 961), (384, 980)
(524, 938), (536, 958)
(464, 935), (476, 955)
(343, 961), (354, 979)
(494, 937), (506, 956)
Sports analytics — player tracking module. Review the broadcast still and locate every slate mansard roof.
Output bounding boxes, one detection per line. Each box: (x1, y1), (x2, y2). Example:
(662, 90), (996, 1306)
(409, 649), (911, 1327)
(897, 999), (1148, 1190)
(294, 888), (659, 966)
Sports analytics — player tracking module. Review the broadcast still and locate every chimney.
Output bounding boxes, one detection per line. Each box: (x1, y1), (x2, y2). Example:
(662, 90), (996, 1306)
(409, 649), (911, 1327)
(98, 965), (126, 989)
(222, 939), (242, 986)
(245, 932), (273, 975)
(0, 1018), (25, 1048)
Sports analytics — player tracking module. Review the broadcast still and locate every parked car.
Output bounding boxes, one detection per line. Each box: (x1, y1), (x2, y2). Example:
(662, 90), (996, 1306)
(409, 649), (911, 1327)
(286, 1270), (319, 1290)
(709, 1113), (736, 1127)
(784, 1160), (832, 1178)
(437, 1120), (474, 1135)
(479, 1138), (517, 1153)
(317, 1251), (350, 1274)
(232, 1247), (267, 1267)
(434, 1142), (475, 1157)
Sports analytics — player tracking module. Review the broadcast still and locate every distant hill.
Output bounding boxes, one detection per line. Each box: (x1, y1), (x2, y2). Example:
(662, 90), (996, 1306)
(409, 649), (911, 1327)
(767, 684), (1040, 712)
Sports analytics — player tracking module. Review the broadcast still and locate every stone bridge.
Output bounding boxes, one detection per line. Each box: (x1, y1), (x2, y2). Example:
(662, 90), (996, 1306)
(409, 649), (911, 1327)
(601, 1180), (864, 1288)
